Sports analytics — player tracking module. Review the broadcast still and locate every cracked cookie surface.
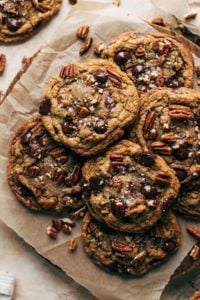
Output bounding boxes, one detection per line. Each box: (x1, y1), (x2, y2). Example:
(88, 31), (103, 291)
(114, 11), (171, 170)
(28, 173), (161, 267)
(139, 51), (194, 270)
(8, 114), (83, 212)
(82, 211), (181, 276)
(0, 0), (61, 43)
(135, 88), (200, 218)
(101, 31), (194, 93)
(40, 59), (139, 156)
(82, 140), (180, 233)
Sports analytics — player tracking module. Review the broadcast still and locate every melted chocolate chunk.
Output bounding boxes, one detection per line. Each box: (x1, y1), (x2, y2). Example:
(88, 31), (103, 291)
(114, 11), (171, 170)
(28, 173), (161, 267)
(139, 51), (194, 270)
(111, 199), (126, 218)
(89, 176), (104, 192)
(172, 143), (189, 161)
(168, 80), (183, 89)
(7, 18), (23, 31)
(174, 168), (188, 182)
(62, 116), (75, 135)
(94, 119), (107, 134)
(140, 184), (158, 199)
(134, 152), (155, 167)
(21, 131), (32, 146)
(39, 99), (51, 115)
(162, 240), (177, 252)
(132, 65), (144, 74)
(93, 70), (108, 84)
(114, 51), (130, 65)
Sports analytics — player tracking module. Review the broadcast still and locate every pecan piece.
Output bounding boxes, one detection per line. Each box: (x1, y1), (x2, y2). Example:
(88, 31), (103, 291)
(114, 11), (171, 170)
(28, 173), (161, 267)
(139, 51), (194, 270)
(68, 165), (81, 185)
(79, 36), (93, 56)
(107, 68), (122, 88)
(161, 132), (176, 143)
(93, 42), (106, 56)
(62, 224), (72, 234)
(69, 0), (77, 4)
(169, 104), (194, 119)
(49, 147), (67, 158)
(76, 25), (89, 40)
(151, 141), (172, 154)
(0, 54), (6, 73)
(154, 172), (171, 186)
(190, 244), (200, 260)
(151, 17), (165, 26)
(28, 166), (40, 177)
(75, 105), (90, 117)
(135, 45), (145, 57)
(112, 241), (133, 253)
(155, 76), (165, 87)
(52, 219), (62, 231)
(143, 111), (157, 139)
(87, 222), (97, 234)
(187, 227), (200, 239)
(47, 226), (57, 238)
(68, 238), (78, 251)
(37, 3), (51, 12)
(60, 64), (76, 79)
(133, 250), (147, 267)
(196, 65), (200, 77)
(38, 198), (56, 209)
(184, 11), (197, 21)
(110, 153), (123, 161)
(111, 199), (126, 218)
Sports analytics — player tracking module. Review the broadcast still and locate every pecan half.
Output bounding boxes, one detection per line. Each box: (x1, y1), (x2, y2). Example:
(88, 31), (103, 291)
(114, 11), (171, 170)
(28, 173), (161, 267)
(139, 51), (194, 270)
(154, 172), (171, 186)
(161, 132), (176, 143)
(60, 64), (76, 79)
(111, 199), (126, 218)
(0, 54), (6, 73)
(93, 42), (106, 56)
(107, 68), (122, 88)
(112, 241), (133, 253)
(76, 25), (89, 40)
(169, 104), (194, 119)
(151, 141), (172, 154)
(143, 111), (157, 139)
(79, 36), (93, 56)
(75, 105), (90, 117)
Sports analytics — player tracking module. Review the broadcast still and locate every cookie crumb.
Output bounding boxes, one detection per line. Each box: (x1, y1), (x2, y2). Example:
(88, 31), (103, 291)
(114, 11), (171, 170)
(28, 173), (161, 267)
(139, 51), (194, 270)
(68, 238), (78, 251)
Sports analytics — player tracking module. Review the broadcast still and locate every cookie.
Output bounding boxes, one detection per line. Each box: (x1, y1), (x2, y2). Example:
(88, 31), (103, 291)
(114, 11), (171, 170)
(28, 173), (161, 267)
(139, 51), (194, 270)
(0, 0), (61, 43)
(40, 59), (139, 156)
(82, 140), (180, 233)
(135, 88), (200, 218)
(82, 211), (181, 276)
(101, 31), (194, 93)
(7, 114), (83, 212)
(190, 291), (200, 300)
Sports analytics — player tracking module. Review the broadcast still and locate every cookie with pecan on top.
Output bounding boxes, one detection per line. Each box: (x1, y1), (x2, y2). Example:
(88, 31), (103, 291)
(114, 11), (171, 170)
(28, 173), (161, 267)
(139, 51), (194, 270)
(82, 140), (180, 233)
(101, 31), (194, 93)
(82, 211), (181, 276)
(0, 0), (61, 43)
(7, 114), (83, 212)
(40, 59), (139, 156)
(135, 88), (200, 218)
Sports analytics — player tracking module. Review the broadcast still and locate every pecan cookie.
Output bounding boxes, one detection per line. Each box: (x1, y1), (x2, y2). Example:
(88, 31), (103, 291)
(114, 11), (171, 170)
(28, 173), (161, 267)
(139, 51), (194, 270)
(7, 115), (83, 212)
(135, 88), (200, 218)
(82, 140), (179, 233)
(101, 31), (194, 93)
(0, 0), (61, 43)
(40, 59), (139, 156)
(82, 211), (181, 276)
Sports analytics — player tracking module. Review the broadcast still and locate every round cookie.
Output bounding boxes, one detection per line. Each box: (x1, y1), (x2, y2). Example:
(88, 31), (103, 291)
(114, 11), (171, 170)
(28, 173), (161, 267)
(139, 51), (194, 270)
(82, 211), (181, 276)
(40, 59), (140, 156)
(101, 31), (194, 93)
(135, 88), (200, 218)
(82, 140), (180, 233)
(0, 0), (61, 43)
(8, 114), (83, 212)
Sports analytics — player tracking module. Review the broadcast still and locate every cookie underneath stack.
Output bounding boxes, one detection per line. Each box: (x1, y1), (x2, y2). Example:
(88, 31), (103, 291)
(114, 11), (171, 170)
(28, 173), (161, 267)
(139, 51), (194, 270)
(7, 30), (200, 277)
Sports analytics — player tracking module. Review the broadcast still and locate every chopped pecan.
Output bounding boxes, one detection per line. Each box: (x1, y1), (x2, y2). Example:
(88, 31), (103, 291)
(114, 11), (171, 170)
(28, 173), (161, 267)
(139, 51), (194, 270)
(52, 219), (62, 231)
(155, 76), (165, 87)
(111, 161), (125, 166)
(111, 199), (126, 218)
(38, 198), (55, 209)
(125, 205), (146, 217)
(110, 153), (123, 161)
(151, 17), (165, 26)
(169, 104), (194, 119)
(87, 222), (97, 234)
(60, 64), (76, 79)
(68, 238), (78, 251)
(135, 45), (145, 57)
(106, 68), (122, 88)
(76, 25), (89, 40)
(79, 36), (93, 56)
(93, 42), (106, 56)
(153, 223), (165, 237)
(161, 132), (176, 143)
(50, 168), (65, 185)
(187, 227), (200, 239)
(151, 141), (172, 154)
(133, 250), (147, 267)
(62, 224), (72, 234)
(190, 244), (200, 260)
(154, 172), (171, 186)
(37, 3), (51, 12)
(112, 241), (133, 253)
(62, 217), (76, 227)
(28, 166), (40, 177)
(68, 165), (81, 185)
(47, 226), (57, 238)
(0, 54), (6, 73)
(143, 111), (157, 139)
(49, 147), (67, 158)
(75, 105), (90, 117)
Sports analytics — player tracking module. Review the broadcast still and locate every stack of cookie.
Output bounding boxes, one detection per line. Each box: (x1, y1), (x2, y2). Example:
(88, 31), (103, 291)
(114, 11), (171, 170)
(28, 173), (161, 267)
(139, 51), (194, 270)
(7, 30), (200, 276)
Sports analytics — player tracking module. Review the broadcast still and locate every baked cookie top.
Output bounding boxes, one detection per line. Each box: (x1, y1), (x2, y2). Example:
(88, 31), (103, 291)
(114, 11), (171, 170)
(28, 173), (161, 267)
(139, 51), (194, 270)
(82, 211), (181, 276)
(135, 88), (200, 218)
(82, 140), (180, 233)
(8, 114), (83, 212)
(40, 59), (139, 156)
(0, 0), (62, 43)
(101, 31), (194, 93)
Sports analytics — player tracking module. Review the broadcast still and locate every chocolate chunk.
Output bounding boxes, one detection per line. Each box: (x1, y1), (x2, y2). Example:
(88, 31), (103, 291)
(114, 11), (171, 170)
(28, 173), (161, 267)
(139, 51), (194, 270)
(133, 65), (144, 74)
(7, 18), (23, 31)
(140, 184), (158, 199)
(94, 119), (107, 134)
(114, 51), (130, 65)
(111, 199), (126, 218)
(134, 152), (155, 167)
(21, 131), (32, 146)
(162, 240), (176, 252)
(172, 143), (189, 161)
(39, 98), (51, 115)
(62, 116), (75, 135)
(93, 70), (108, 84)
(89, 176), (104, 192)
(168, 80), (183, 89)
(174, 168), (188, 182)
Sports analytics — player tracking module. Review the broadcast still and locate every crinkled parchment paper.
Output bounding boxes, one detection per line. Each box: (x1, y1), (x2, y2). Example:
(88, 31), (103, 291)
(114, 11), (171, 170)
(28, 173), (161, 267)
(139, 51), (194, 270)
(0, 2), (199, 300)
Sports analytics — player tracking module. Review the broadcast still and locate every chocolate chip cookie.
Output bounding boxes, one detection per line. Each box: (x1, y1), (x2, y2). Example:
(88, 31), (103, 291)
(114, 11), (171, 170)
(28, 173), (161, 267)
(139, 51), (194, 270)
(0, 0), (62, 43)
(82, 211), (181, 276)
(82, 140), (180, 233)
(40, 59), (139, 156)
(101, 32), (194, 93)
(135, 88), (200, 218)
(8, 114), (83, 212)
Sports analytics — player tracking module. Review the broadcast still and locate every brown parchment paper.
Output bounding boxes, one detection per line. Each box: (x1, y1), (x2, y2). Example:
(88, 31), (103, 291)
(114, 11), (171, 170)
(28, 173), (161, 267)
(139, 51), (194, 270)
(0, 2), (199, 300)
